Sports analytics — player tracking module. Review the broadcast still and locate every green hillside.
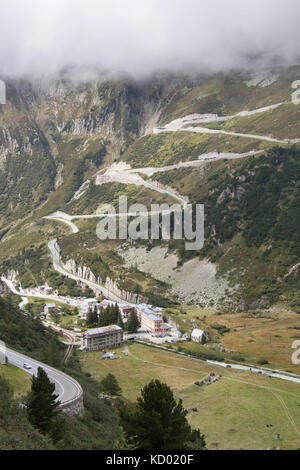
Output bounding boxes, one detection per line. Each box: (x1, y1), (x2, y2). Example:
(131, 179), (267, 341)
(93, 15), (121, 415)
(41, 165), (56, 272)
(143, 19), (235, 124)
(154, 146), (300, 308)
(0, 296), (121, 450)
(0, 65), (300, 312)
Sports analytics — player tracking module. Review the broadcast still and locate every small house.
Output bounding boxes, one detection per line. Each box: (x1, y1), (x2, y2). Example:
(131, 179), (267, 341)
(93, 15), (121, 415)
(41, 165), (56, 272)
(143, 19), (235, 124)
(44, 303), (57, 316)
(191, 329), (209, 344)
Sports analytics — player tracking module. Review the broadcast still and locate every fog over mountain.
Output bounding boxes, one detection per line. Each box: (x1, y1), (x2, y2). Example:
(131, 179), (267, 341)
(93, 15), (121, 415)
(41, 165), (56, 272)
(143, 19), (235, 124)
(1, 0), (300, 77)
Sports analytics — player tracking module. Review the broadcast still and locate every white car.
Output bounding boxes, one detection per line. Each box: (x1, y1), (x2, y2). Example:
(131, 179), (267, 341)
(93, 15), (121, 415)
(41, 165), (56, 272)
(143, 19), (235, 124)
(23, 363), (32, 370)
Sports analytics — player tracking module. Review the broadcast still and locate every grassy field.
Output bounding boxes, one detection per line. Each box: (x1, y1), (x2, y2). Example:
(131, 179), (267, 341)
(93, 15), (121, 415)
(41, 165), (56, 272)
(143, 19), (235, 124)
(79, 342), (300, 450)
(213, 310), (300, 373)
(164, 304), (300, 371)
(0, 363), (31, 397)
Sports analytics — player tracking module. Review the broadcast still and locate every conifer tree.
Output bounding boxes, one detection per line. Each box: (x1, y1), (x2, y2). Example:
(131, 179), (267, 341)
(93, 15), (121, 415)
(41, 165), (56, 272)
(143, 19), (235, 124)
(126, 309), (140, 333)
(117, 312), (124, 329)
(26, 367), (63, 441)
(100, 373), (122, 396)
(119, 379), (206, 450)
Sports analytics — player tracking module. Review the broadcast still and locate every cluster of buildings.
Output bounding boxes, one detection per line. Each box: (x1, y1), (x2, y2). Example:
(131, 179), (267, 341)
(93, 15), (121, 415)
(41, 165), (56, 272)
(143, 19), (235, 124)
(29, 283), (208, 352)
(80, 301), (182, 351)
(84, 299), (170, 336)
(6, 277), (210, 354)
(100, 301), (173, 337)
(37, 287), (206, 352)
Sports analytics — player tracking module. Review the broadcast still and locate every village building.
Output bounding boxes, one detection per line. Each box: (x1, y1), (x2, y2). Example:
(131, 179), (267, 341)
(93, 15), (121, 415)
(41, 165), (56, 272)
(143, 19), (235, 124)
(137, 306), (167, 336)
(81, 325), (123, 351)
(138, 304), (163, 318)
(38, 285), (53, 295)
(89, 299), (170, 337)
(84, 299), (100, 309)
(119, 305), (134, 319)
(191, 328), (209, 344)
(99, 301), (135, 321)
(44, 303), (57, 316)
(99, 299), (115, 309)
(169, 327), (182, 339)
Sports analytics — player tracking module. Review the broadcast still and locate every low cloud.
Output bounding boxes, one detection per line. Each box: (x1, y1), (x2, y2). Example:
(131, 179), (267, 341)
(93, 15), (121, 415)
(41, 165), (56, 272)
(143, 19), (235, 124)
(1, 0), (299, 77)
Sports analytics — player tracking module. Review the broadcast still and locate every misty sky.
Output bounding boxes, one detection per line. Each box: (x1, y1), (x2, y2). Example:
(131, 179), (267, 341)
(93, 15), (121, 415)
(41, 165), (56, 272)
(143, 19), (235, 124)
(1, 0), (300, 76)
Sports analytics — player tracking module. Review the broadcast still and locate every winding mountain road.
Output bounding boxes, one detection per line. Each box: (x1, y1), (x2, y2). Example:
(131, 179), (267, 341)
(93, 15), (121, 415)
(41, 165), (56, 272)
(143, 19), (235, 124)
(155, 122), (287, 144)
(48, 239), (125, 304)
(42, 147), (267, 306)
(44, 216), (79, 234)
(5, 347), (83, 407)
(41, 99), (297, 314)
(125, 150), (264, 177)
(95, 165), (187, 205)
(154, 100), (296, 144)
(1, 277), (82, 310)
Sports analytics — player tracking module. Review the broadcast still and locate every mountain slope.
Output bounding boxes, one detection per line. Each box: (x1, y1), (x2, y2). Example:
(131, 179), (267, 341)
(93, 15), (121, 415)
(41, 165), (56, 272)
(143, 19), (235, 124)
(150, 146), (300, 308)
(0, 65), (299, 310)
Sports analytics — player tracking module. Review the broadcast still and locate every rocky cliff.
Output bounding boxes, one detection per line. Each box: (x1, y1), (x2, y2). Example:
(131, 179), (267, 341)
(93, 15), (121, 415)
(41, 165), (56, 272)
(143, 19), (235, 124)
(0, 68), (199, 231)
(62, 258), (148, 304)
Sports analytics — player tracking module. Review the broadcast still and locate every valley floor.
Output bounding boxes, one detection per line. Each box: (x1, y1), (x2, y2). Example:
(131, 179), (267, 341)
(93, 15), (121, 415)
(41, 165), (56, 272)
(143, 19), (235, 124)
(79, 342), (300, 450)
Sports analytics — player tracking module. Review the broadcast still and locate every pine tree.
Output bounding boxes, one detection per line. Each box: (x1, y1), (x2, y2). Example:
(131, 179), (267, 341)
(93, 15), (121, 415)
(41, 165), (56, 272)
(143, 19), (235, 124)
(119, 379), (206, 450)
(117, 312), (124, 329)
(26, 367), (63, 440)
(93, 306), (98, 324)
(126, 309), (140, 333)
(98, 304), (120, 327)
(99, 307), (109, 326)
(100, 373), (122, 396)
(113, 304), (120, 323)
(86, 307), (97, 327)
(98, 306), (105, 326)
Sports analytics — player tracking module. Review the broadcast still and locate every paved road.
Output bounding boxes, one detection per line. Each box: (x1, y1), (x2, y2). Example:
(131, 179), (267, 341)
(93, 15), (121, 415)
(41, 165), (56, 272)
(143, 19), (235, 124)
(48, 239), (126, 304)
(43, 216), (79, 234)
(157, 102), (288, 129)
(1, 277), (83, 310)
(5, 347), (82, 405)
(128, 151), (264, 177)
(207, 360), (300, 384)
(137, 179), (187, 204)
(95, 164), (188, 205)
(154, 100), (293, 144)
(156, 123), (287, 144)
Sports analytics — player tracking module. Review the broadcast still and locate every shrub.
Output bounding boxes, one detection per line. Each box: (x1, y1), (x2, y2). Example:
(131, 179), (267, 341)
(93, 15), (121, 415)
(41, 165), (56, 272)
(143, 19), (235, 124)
(257, 359), (269, 366)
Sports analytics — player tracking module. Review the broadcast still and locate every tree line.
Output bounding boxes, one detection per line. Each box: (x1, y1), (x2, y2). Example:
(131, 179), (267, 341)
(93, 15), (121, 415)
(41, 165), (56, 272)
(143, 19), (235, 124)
(86, 304), (140, 333)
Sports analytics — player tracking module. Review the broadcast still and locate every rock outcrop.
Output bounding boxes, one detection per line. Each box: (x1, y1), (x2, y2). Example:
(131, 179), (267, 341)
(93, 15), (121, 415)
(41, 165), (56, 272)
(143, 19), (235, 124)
(5, 269), (19, 282)
(62, 258), (147, 304)
(195, 372), (220, 387)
